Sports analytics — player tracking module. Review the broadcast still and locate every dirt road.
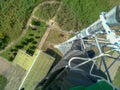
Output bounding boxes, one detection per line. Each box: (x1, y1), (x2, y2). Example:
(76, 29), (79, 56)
(0, 57), (12, 75)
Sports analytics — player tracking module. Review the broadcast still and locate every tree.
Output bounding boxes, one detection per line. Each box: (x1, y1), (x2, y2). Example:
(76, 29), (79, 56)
(0, 33), (9, 50)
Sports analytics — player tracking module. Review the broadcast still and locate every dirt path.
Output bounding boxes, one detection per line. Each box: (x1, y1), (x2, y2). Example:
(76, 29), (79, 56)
(0, 57), (12, 75)
(38, 28), (51, 49)
(52, 2), (62, 20)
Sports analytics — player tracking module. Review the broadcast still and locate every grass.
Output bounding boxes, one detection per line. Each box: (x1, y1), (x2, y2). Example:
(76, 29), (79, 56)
(35, 3), (60, 20)
(0, 75), (7, 90)
(19, 22), (46, 51)
(42, 28), (70, 51)
(21, 51), (55, 90)
(113, 66), (120, 88)
(56, 0), (120, 31)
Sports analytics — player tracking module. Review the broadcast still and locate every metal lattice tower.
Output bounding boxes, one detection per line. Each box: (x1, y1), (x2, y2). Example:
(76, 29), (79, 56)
(54, 5), (120, 88)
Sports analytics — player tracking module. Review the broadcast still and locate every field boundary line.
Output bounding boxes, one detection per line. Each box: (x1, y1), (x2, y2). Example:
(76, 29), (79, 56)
(18, 50), (41, 90)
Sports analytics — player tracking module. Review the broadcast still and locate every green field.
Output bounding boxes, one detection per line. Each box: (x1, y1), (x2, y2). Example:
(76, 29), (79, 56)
(21, 51), (55, 90)
(13, 49), (39, 71)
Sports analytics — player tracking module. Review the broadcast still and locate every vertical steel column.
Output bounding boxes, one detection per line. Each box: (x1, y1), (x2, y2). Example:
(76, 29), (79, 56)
(94, 35), (112, 83)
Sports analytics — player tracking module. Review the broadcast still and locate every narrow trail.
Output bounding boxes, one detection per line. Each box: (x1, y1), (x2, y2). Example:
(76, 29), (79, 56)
(38, 27), (51, 50)
(52, 2), (62, 20)
(29, 24), (38, 29)
(32, 15), (46, 23)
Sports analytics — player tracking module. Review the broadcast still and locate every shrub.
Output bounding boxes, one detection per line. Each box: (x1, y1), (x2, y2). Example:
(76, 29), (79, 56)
(32, 41), (37, 44)
(29, 34), (34, 36)
(26, 49), (34, 56)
